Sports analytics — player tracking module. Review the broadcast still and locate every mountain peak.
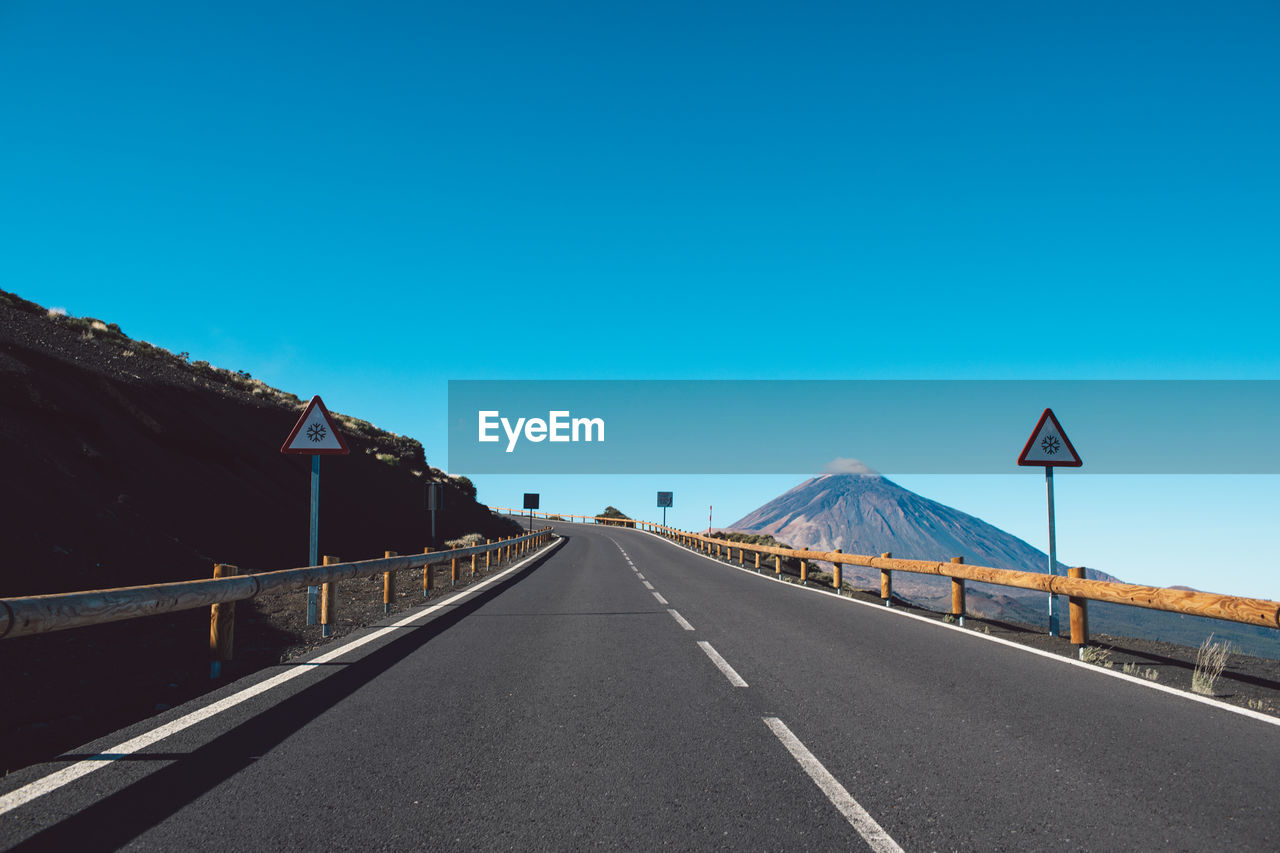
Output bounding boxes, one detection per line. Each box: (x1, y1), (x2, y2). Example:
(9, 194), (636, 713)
(729, 474), (1059, 574)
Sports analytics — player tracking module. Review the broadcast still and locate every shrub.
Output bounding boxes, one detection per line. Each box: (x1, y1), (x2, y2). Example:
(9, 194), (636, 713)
(1191, 634), (1234, 695)
(1080, 646), (1113, 667)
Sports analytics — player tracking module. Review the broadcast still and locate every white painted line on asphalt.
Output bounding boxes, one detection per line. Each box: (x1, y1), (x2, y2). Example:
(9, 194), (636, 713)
(0, 538), (565, 817)
(698, 641), (747, 687)
(634, 528), (1280, 729)
(642, 580), (655, 590)
(635, 573), (645, 580)
(764, 717), (904, 853)
(652, 591), (669, 605)
(668, 609), (695, 631)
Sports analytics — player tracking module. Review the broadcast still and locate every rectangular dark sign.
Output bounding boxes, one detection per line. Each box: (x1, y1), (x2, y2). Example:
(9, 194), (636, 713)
(523, 493), (540, 510)
(656, 491), (673, 508)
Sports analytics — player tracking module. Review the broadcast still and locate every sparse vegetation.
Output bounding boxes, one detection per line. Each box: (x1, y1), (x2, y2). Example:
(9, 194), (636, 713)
(1081, 646), (1114, 667)
(445, 533), (484, 548)
(598, 506), (635, 527)
(1122, 662), (1160, 681)
(1192, 634), (1234, 695)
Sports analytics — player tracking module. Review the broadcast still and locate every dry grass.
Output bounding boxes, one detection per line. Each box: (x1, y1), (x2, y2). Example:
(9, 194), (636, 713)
(1192, 634), (1234, 695)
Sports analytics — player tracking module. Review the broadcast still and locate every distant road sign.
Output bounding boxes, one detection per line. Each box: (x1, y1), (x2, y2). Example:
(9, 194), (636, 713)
(281, 396), (350, 455)
(1017, 408), (1082, 467)
(657, 491), (673, 508)
(523, 493), (540, 510)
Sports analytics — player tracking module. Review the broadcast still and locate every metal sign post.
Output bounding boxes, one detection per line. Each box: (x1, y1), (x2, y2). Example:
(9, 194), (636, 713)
(523, 493), (540, 530)
(281, 396), (350, 626)
(427, 483), (442, 550)
(309, 456), (320, 622)
(1017, 407), (1082, 638)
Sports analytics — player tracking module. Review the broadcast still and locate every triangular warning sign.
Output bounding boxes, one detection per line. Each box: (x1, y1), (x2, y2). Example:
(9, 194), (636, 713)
(1017, 408), (1082, 467)
(281, 395), (350, 455)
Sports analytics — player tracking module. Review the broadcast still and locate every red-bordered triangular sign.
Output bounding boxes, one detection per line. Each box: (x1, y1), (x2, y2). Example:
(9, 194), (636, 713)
(1017, 408), (1082, 467)
(281, 395), (350, 455)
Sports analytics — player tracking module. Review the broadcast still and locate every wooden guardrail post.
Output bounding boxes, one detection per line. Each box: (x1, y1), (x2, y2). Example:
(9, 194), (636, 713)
(774, 555), (781, 577)
(832, 549), (842, 594)
(800, 553), (808, 585)
(321, 555), (339, 638)
(471, 553), (477, 577)
(384, 551), (397, 614)
(423, 547), (434, 596)
(880, 552), (892, 606)
(950, 557), (966, 626)
(755, 552), (761, 573)
(486, 540), (492, 570)
(210, 563), (238, 679)
(738, 547), (744, 566)
(451, 555), (459, 586)
(1069, 567), (1089, 647)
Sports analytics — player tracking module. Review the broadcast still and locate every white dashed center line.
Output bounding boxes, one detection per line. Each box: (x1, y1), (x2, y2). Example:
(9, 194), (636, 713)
(763, 717), (904, 853)
(652, 591), (669, 605)
(697, 641), (747, 687)
(667, 609), (695, 631)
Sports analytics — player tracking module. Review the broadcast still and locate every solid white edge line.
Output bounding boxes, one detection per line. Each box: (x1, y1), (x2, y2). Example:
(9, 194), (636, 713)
(668, 609), (695, 631)
(628, 526), (1280, 729)
(763, 717), (904, 853)
(697, 640), (747, 687)
(652, 591), (669, 605)
(0, 538), (566, 817)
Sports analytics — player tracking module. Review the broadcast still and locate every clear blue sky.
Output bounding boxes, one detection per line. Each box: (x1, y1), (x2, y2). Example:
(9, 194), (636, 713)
(3, 2), (1278, 597)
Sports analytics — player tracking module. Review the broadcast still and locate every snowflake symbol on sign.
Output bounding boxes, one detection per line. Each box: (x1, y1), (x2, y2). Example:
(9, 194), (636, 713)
(1041, 435), (1060, 455)
(307, 423), (328, 443)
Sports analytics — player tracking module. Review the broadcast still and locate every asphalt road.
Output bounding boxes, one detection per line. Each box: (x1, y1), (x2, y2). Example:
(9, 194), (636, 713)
(3, 521), (1278, 850)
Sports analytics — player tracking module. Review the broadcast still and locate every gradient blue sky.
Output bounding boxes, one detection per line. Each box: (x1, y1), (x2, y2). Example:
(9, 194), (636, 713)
(3, 2), (1278, 597)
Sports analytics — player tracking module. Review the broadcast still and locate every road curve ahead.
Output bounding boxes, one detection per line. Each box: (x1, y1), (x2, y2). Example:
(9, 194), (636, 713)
(2, 521), (1278, 851)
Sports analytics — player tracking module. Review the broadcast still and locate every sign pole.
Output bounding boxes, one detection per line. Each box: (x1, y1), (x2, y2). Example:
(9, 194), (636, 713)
(1046, 466), (1058, 637)
(1017, 407), (1079, 638)
(308, 455), (320, 624)
(662, 506), (667, 527)
(280, 394), (349, 628)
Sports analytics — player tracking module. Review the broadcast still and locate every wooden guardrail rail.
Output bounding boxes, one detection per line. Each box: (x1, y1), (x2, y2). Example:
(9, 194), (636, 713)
(497, 507), (1280, 645)
(0, 527), (555, 642)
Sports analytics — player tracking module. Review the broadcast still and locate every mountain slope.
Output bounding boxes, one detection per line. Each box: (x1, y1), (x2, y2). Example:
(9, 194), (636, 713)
(729, 473), (1103, 577)
(0, 289), (518, 596)
(729, 474), (1280, 658)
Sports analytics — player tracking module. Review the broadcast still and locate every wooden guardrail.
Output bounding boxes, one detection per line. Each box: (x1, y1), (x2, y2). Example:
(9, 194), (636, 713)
(498, 507), (1280, 645)
(0, 527), (555, 652)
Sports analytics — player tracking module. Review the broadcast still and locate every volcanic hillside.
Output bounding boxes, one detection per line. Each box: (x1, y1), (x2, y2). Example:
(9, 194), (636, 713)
(730, 473), (1280, 658)
(0, 289), (519, 597)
